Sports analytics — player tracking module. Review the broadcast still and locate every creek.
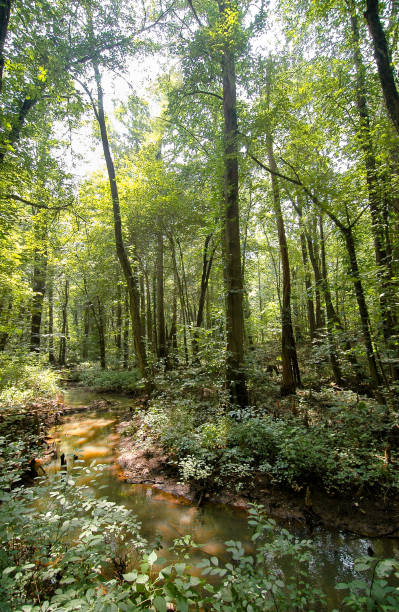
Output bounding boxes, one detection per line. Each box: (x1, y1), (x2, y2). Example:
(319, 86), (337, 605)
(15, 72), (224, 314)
(46, 387), (398, 609)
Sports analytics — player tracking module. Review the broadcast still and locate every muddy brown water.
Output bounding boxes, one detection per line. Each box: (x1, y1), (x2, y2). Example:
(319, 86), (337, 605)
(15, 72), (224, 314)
(46, 388), (398, 609)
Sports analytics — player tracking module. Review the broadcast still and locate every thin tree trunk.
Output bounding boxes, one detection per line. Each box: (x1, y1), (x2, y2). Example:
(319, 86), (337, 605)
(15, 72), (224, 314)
(344, 225), (382, 387)
(156, 231), (167, 359)
(218, 0), (248, 407)
(92, 62), (147, 379)
(318, 217), (343, 384)
(257, 254), (265, 344)
(115, 283), (122, 360)
(167, 281), (178, 368)
(192, 234), (215, 356)
(267, 134), (301, 395)
(97, 298), (106, 370)
(306, 223), (324, 334)
(30, 219), (48, 352)
(299, 226), (316, 340)
(48, 268), (55, 364)
(170, 236), (189, 363)
(144, 270), (153, 353)
(152, 268), (158, 356)
(82, 305), (90, 361)
(0, 299), (12, 350)
(123, 290), (129, 369)
(59, 279), (69, 366)
(0, 0), (11, 94)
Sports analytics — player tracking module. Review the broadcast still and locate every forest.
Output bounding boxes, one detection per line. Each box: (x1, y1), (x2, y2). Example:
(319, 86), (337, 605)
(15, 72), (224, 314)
(1, 0), (399, 609)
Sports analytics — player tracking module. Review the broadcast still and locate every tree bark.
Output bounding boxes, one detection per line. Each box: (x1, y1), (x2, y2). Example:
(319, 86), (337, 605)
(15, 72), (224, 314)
(0, 96), (38, 165)
(364, 0), (399, 136)
(218, 0), (248, 407)
(0, 0), (11, 94)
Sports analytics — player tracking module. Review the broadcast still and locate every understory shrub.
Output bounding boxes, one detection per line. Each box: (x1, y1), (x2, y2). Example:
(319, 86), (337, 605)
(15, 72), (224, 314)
(0, 353), (58, 405)
(137, 382), (399, 496)
(75, 366), (141, 393)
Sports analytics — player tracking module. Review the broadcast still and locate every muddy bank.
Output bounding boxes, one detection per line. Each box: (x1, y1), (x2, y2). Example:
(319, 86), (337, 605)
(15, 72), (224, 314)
(116, 420), (399, 538)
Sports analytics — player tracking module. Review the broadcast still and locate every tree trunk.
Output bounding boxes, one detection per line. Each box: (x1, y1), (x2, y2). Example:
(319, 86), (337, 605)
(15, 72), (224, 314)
(267, 134), (301, 395)
(318, 217), (343, 384)
(82, 305), (90, 361)
(123, 290), (129, 369)
(0, 298), (11, 351)
(344, 225), (382, 387)
(152, 268), (158, 356)
(364, 0), (399, 136)
(93, 61), (147, 379)
(59, 279), (69, 366)
(0, 96), (38, 165)
(299, 224), (316, 340)
(305, 223), (325, 334)
(218, 0), (248, 407)
(144, 270), (153, 353)
(348, 3), (398, 373)
(192, 234), (215, 357)
(167, 281), (178, 368)
(0, 0), (11, 94)
(156, 231), (167, 359)
(115, 283), (122, 360)
(29, 219), (48, 353)
(48, 268), (55, 364)
(97, 299), (106, 370)
(170, 236), (189, 363)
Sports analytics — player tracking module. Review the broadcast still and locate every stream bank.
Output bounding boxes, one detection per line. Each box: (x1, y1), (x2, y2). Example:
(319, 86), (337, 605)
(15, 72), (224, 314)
(52, 385), (399, 538)
(116, 416), (399, 539)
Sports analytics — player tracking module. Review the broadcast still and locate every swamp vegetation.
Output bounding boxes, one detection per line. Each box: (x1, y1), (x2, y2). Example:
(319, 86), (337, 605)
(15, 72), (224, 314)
(1, 0), (399, 609)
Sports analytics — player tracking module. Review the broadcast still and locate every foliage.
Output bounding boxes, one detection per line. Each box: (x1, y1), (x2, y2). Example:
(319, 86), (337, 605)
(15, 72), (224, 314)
(74, 366), (141, 393)
(134, 372), (399, 496)
(0, 353), (58, 405)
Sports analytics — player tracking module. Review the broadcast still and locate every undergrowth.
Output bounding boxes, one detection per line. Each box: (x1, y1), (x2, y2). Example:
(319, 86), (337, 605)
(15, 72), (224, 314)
(129, 365), (399, 498)
(0, 353), (58, 405)
(72, 365), (141, 393)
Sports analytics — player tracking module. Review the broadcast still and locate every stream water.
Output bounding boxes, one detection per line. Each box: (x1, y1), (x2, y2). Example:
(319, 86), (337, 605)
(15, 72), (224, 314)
(46, 388), (398, 609)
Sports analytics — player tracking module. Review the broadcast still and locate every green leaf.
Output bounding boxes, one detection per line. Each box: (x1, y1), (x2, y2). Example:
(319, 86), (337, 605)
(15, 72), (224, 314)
(136, 574), (149, 584)
(123, 571), (138, 582)
(153, 596), (167, 612)
(148, 550), (157, 565)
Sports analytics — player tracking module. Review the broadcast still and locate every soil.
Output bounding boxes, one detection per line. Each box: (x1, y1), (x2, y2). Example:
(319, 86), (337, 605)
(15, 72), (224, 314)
(115, 418), (399, 539)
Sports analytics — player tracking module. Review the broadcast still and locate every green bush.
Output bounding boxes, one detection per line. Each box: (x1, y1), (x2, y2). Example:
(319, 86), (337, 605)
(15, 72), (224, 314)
(76, 366), (141, 393)
(0, 353), (58, 405)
